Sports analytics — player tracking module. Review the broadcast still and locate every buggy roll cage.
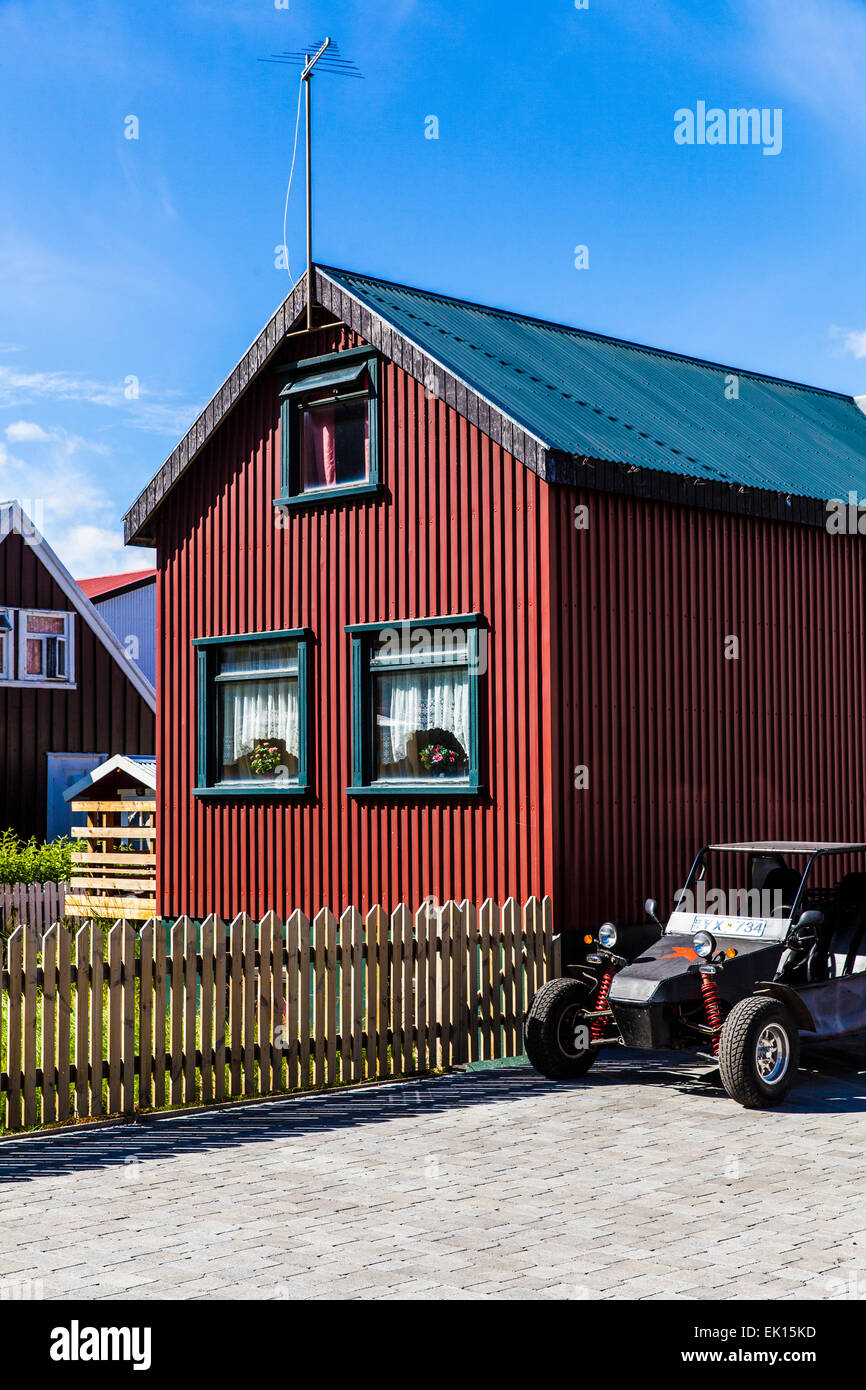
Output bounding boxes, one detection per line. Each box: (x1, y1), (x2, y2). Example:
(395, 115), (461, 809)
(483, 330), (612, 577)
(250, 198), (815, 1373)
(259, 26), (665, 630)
(671, 843), (866, 928)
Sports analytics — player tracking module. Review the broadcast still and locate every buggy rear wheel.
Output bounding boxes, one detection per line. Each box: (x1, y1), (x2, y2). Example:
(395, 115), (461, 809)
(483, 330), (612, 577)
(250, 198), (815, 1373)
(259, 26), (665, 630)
(525, 977), (597, 1080)
(718, 996), (800, 1109)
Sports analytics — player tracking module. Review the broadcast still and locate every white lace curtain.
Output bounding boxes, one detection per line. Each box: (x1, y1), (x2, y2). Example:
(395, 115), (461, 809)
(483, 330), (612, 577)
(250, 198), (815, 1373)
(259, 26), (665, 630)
(377, 670), (468, 766)
(221, 679), (299, 767)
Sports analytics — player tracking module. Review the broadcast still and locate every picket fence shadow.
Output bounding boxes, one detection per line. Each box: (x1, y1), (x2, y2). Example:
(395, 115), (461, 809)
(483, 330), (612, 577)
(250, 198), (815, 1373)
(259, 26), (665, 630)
(0, 897), (558, 1132)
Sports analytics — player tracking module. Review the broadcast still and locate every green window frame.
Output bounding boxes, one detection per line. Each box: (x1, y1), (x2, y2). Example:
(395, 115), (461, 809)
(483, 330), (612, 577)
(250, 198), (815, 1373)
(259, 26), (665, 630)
(346, 614), (484, 798)
(275, 346), (381, 508)
(192, 629), (310, 798)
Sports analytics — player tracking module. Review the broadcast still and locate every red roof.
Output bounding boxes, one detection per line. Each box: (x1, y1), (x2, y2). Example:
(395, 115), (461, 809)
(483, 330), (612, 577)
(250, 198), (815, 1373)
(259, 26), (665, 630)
(78, 568), (156, 600)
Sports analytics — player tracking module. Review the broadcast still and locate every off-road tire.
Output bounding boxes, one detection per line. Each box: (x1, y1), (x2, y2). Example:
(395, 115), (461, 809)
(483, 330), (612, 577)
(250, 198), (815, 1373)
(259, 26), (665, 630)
(718, 995), (799, 1109)
(524, 977), (597, 1080)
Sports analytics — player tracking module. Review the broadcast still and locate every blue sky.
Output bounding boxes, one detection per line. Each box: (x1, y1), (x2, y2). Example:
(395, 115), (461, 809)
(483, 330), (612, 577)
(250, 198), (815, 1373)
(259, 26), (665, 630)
(1, 0), (865, 575)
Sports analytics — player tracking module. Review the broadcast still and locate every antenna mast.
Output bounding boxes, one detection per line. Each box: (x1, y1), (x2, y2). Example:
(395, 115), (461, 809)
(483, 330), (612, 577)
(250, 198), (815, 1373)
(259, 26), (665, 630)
(302, 37), (331, 330)
(260, 37), (364, 333)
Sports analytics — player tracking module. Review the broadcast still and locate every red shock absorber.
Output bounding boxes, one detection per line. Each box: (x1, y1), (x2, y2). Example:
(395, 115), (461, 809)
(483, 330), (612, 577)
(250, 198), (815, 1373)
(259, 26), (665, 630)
(700, 968), (724, 1054)
(591, 972), (614, 1040)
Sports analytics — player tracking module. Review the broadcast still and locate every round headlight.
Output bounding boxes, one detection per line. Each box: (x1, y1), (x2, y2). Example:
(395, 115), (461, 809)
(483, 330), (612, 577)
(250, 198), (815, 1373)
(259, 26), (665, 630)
(599, 923), (618, 949)
(693, 930), (716, 959)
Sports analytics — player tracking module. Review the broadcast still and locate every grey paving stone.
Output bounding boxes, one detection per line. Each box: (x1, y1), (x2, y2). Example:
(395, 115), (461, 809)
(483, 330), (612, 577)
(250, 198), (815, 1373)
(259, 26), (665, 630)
(3, 1055), (866, 1299)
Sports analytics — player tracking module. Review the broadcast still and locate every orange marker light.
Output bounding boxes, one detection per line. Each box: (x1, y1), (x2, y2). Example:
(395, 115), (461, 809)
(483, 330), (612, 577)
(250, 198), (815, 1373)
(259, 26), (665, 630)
(584, 935), (593, 944)
(726, 948), (737, 958)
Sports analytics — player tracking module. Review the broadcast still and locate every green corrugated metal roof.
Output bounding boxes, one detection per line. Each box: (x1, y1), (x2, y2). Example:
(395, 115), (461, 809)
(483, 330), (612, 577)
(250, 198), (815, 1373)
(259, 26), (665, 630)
(323, 266), (866, 503)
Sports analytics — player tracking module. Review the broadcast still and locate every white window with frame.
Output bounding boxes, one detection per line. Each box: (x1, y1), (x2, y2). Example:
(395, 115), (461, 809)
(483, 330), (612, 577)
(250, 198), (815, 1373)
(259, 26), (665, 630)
(0, 608), (12, 681)
(18, 609), (74, 684)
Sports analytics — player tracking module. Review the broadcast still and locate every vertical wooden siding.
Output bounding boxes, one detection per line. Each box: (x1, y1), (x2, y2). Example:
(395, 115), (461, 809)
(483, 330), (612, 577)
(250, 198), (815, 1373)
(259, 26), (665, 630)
(157, 327), (555, 919)
(550, 487), (866, 929)
(0, 532), (155, 838)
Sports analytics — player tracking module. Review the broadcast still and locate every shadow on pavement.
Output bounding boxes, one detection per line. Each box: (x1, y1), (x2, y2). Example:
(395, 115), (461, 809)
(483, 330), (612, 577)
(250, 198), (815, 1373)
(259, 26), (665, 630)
(595, 1046), (866, 1114)
(2, 1048), (866, 1184)
(0, 1068), (556, 1184)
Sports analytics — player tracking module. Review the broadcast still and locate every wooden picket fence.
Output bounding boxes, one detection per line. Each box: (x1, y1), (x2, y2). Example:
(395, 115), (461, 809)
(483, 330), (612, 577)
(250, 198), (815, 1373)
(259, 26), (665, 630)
(0, 882), (66, 937)
(0, 897), (558, 1132)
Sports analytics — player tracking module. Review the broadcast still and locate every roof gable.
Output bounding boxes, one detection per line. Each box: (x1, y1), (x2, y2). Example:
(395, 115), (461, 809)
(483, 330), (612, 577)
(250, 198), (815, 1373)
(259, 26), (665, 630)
(63, 753), (156, 802)
(0, 501), (156, 710)
(123, 269), (548, 545)
(123, 265), (866, 544)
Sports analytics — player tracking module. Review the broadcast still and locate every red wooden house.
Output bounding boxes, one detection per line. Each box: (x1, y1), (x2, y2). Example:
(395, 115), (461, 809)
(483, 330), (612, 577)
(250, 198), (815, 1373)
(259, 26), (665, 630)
(123, 267), (866, 929)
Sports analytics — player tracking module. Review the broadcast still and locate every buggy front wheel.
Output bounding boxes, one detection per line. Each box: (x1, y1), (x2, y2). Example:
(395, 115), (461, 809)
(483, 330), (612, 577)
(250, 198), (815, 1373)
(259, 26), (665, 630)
(525, 978), (597, 1080)
(718, 996), (799, 1109)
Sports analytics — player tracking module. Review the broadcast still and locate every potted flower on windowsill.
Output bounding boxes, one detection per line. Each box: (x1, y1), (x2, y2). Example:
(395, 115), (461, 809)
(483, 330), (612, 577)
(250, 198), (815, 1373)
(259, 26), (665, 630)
(248, 741), (282, 777)
(419, 743), (463, 776)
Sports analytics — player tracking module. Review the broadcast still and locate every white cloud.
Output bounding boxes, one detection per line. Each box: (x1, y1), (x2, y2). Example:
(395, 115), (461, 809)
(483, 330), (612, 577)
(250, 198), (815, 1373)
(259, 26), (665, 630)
(842, 330), (866, 359)
(4, 419), (110, 455)
(0, 436), (138, 577)
(59, 525), (155, 579)
(122, 401), (202, 437)
(5, 420), (53, 442)
(0, 365), (123, 409)
(830, 325), (866, 359)
(0, 364), (201, 437)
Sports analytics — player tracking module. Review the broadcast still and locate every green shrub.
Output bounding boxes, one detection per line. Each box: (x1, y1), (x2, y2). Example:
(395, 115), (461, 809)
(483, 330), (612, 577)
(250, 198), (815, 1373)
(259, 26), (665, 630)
(0, 830), (73, 886)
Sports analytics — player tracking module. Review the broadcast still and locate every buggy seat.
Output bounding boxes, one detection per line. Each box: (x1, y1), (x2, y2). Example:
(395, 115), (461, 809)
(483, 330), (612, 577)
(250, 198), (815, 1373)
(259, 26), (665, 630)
(808, 873), (866, 980)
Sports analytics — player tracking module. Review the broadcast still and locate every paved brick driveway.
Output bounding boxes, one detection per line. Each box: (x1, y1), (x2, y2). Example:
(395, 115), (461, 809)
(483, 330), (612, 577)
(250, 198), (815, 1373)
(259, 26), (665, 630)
(2, 1050), (866, 1300)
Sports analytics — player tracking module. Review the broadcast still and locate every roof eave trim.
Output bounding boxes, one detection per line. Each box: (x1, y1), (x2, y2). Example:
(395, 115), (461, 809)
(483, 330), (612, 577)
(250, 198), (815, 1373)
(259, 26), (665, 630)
(123, 275), (315, 545)
(549, 451), (833, 528)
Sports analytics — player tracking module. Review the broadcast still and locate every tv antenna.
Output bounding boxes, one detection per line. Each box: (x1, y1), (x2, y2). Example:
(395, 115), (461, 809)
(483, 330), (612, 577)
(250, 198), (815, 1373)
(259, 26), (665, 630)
(260, 38), (364, 331)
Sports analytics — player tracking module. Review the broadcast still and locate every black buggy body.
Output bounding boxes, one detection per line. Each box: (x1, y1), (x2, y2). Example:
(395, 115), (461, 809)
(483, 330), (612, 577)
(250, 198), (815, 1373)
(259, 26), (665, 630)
(525, 841), (866, 1108)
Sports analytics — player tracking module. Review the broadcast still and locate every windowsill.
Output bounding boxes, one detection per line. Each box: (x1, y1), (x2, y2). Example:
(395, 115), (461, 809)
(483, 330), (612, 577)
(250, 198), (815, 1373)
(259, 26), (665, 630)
(193, 783), (309, 799)
(346, 781), (483, 799)
(0, 679), (77, 691)
(273, 482), (382, 510)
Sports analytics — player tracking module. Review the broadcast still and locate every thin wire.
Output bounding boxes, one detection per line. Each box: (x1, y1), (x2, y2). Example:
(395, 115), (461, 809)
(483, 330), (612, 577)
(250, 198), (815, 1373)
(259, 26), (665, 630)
(282, 72), (304, 291)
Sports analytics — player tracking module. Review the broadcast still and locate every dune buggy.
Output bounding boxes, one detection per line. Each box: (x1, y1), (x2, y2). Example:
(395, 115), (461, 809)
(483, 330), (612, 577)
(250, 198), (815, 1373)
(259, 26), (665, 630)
(525, 842), (866, 1108)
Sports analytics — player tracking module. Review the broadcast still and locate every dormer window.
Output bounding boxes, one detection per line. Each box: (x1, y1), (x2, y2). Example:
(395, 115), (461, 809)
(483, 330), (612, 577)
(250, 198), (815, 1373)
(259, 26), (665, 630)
(276, 347), (380, 507)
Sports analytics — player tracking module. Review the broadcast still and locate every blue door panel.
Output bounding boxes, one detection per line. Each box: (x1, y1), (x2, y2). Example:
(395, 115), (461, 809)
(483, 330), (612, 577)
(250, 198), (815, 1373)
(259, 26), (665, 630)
(46, 753), (107, 841)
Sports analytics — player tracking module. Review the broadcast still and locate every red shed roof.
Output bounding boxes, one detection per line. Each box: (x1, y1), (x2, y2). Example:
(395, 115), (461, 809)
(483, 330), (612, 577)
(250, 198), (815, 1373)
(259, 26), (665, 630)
(78, 568), (156, 600)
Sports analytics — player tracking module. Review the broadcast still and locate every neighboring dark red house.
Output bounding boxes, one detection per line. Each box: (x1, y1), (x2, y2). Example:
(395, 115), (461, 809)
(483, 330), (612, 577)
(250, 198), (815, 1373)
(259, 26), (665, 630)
(123, 266), (866, 929)
(0, 502), (156, 840)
